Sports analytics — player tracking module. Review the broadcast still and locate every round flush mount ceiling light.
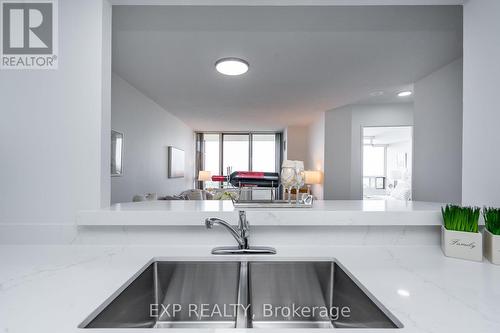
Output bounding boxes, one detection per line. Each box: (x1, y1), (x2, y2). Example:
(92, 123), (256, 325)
(215, 58), (249, 76)
(397, 90), (413, 97)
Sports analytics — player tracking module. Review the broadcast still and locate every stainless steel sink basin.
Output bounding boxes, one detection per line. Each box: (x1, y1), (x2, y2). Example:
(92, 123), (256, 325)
(80, 259), (402, 329)
(82, 261), (240, 328)
(249, 261), (400, 329)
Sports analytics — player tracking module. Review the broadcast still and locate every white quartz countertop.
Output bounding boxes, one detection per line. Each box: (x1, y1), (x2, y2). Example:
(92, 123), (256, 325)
(1, 244), (499, 333)
(77, 200), (446, 226)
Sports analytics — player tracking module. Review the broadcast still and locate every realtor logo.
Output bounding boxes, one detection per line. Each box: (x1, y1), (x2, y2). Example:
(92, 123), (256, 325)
(1, 0), (58, 69)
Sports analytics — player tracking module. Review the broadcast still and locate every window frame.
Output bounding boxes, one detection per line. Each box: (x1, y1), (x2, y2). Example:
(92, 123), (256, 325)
(362, 143), (387, 190)
(195, 131), (283, 189)
(222, 133), (251, 175)
(363, 143), (387, 178)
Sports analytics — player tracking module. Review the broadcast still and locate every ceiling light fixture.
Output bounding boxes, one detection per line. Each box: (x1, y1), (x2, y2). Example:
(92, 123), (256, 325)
(397, 91), (413, 97)
(215, 58), (249, 76)
(397, 289), (411, 297)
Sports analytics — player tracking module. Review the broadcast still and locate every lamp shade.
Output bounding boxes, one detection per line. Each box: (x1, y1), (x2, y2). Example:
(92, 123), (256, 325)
(198, 170), (212, 181)
(304, 170), (322, 185)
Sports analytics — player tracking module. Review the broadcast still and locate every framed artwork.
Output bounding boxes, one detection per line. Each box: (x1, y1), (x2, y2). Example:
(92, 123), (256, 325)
(168, 146), (185, 178)
(375, 176), (386, 189)
(111, 130), (123, 176)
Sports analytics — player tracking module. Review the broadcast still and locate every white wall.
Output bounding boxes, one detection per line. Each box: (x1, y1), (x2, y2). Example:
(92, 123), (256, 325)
(306, 114), (325, 199)
(111, 74), (195, 203)
(284, 125), (308, 162)
(413, 58), (463, 204)
(283, 119), (325, 199)
(324, 106), (353, 199)
(100, 1), (112, 207)
(0, 0), (110, 225)
(324, 104), (413, 199)
(462, 0), (500, 206)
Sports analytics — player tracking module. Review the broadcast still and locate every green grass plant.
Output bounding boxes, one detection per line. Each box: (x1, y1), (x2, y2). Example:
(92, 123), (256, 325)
(483, 207), (500, 235)
(441, 204), (480, 233)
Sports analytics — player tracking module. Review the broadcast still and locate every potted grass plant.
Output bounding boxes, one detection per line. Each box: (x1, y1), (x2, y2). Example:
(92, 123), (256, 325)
(483, 207), (500, 265)
(441, 205), (482, 262)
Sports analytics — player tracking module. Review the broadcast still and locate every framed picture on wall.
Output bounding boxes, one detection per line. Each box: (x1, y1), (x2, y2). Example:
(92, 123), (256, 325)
(375, 177), (386, 189)
(168, 146), (185, 178)
(111, 130), (124, 176)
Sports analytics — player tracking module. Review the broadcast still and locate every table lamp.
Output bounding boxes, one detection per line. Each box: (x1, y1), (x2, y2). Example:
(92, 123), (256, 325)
(304, 170), (322, 195)
(198, 171), (212, 189)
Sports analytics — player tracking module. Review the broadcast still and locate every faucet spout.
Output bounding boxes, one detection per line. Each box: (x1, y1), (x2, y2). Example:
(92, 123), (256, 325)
(204, 211), (275, 255)
(205, 217), (247, 248)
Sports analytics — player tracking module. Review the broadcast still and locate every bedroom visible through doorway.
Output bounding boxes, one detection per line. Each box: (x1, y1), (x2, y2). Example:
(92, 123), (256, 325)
(362, 126), (413, 201)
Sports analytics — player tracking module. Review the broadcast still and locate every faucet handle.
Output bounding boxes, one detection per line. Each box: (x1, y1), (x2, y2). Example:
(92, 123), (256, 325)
(238, 211), (249, 236)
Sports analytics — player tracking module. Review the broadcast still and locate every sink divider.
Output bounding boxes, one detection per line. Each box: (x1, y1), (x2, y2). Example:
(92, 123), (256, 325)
(236, 261), (250, 328)
(153, 261), (159, 313)
(329, 261), (335, 314)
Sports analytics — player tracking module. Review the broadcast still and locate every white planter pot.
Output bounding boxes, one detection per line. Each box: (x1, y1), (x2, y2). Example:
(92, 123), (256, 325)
(484, 229), (500, 265)
(441, 226), (482, 262)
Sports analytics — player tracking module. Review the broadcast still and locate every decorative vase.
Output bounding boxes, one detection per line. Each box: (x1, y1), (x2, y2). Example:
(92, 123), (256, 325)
(484, 229), (500, 265)
(441, 226), (483, 262)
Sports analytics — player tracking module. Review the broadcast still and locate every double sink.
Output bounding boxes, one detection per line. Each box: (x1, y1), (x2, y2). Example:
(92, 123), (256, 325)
(80, 259), (402, 329)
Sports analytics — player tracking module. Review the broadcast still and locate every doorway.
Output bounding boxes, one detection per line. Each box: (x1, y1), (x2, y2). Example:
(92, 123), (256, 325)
(362, 126), (413, 200)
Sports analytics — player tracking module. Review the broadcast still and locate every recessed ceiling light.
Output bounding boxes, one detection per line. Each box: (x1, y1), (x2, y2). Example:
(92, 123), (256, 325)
(397, 289), (411, 297)
(215, 58), (249, 76)
(370, 91), (384, 97)
(397, 91), (413, 97)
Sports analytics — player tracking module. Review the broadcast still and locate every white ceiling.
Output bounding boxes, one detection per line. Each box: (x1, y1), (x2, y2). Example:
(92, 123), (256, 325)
(364, 126), (412, 145)
(112, 5), (462, 131)
(354, 84), (415, 105)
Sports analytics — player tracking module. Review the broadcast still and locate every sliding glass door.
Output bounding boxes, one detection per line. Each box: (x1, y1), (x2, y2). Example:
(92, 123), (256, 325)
(223, 134), (250, 175)
(200, 133), (221, 189)
(252, 134), (277, 172)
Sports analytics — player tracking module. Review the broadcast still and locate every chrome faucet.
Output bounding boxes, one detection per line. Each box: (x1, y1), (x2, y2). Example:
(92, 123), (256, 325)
(205, 211), (249, 249)
(205, 211), (276, 255)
